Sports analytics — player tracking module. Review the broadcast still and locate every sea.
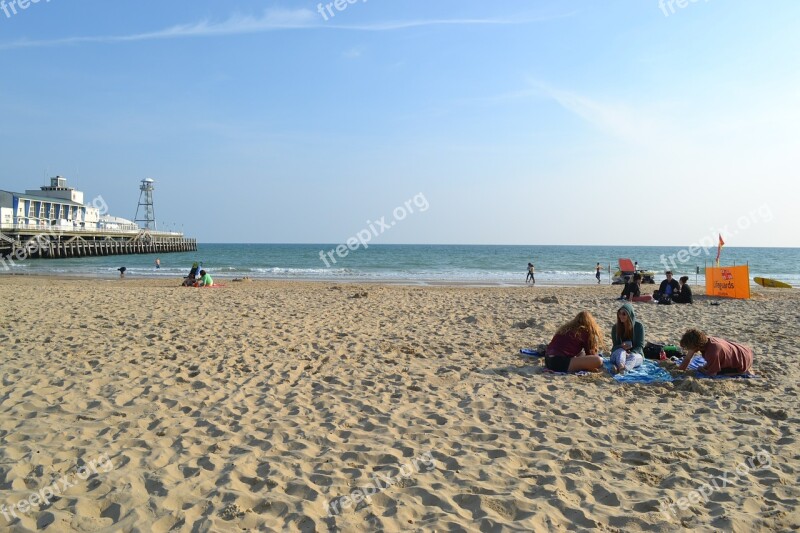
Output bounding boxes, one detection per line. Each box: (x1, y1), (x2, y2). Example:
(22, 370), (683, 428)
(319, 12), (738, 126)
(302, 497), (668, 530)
(3, 244), (799, 287)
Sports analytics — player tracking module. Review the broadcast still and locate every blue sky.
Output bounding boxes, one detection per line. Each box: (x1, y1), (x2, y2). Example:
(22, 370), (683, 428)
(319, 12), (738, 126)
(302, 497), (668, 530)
(1, 0), (798, 246)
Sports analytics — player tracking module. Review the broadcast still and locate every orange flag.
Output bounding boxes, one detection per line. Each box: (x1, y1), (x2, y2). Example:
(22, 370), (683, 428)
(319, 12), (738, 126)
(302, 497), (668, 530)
(715, 234), (725, 266)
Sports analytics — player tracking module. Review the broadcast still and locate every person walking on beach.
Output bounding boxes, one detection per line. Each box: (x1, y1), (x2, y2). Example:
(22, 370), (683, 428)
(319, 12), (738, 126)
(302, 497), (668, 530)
(596, 262), (602, 284)
(526, 263), (535, 285)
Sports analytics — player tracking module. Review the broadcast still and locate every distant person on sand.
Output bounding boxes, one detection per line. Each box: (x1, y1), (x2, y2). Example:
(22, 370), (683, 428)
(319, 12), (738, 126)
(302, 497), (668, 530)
(195, 269), (213, 287)
(596, 262), (602, 284)
(526, 263), (535, 284)
(610, 303), (645, 373)
(620, 273), (653, 302)
(117, 266), (126, 278)
(677, 329), (753, 376)
(654, 270), (680, 301)
(672, 276), (693, 304)
(155, 258), (160, 269)
(183, 262), (200, 286)
(544, 311), (606, 372)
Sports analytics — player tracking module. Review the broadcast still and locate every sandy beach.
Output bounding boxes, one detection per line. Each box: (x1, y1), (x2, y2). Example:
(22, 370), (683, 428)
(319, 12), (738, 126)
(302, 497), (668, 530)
(0, 276), (798, 532)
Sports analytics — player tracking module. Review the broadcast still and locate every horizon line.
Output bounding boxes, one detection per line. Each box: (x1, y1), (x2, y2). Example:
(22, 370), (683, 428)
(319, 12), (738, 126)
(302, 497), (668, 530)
(193, 242), (800, 249)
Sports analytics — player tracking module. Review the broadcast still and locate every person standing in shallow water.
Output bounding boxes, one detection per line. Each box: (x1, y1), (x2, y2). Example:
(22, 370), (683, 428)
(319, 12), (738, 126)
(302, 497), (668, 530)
(155, 258), (160, 269)
(596, 262), (602, 284)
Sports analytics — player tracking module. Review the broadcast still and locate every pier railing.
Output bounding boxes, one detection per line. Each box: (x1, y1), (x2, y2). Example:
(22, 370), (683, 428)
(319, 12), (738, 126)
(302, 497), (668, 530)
(0, 225), (197, 259)
(0, 223), (184, 237)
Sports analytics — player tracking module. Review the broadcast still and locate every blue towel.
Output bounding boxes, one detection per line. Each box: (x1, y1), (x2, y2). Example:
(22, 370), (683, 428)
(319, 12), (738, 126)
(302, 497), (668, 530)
(520, 348), (545, 357)
(686, 355), (706, 371)
(682, 355), (758, 379)
(602, 358), (674, 383)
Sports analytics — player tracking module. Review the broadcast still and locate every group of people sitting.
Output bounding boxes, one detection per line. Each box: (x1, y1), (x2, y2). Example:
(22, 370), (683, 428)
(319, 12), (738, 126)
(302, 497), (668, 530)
(543, 304), (754, 376)
(182, 261), (213, 287)
(620, 270), (692, 304)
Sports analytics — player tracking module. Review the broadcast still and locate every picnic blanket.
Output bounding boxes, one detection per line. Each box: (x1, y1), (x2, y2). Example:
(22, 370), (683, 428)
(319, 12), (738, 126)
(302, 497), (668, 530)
(603, 358), (674, 384)
(522, 349), (672, 381)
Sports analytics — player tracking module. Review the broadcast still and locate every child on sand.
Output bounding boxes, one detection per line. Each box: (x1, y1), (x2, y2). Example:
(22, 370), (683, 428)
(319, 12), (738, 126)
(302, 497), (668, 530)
(610, 303), (645, 373)
(195, 270), (213, 287)
(677, 329), (753, 376)
(543, 311), (606, 372)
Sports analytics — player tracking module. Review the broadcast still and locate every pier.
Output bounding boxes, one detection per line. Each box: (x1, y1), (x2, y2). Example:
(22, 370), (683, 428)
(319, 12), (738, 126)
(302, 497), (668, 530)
(1, 176), (196, 261)
(0, 225), (196, 260)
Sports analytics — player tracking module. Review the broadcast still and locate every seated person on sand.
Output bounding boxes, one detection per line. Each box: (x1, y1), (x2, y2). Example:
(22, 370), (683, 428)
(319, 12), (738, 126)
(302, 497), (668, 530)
(610, 303), (646, 373)
(543, 311), (606, 373)
(671, 276), (693, 304)
(194, 270), (213, 287)
(676, 329), (753, 376)
(182, 262), (200, 287)
(620, 273), (653, 302)
(653, 270), (680, 300)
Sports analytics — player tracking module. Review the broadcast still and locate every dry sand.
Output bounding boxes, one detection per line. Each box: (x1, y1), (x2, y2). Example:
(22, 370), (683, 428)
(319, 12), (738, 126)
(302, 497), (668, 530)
(0, 276), (798, 532)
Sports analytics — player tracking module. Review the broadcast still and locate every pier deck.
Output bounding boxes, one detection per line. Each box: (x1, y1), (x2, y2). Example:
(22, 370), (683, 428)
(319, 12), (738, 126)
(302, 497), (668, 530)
(0, 225), (196, 260)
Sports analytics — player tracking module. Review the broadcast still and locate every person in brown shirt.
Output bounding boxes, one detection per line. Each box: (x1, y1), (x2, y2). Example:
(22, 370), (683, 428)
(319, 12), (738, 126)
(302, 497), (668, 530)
(677, 329), (754, 376)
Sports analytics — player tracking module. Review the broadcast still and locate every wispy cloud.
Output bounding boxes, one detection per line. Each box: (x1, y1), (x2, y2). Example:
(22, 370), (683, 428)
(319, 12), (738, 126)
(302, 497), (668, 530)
(449, 81), (666, 145)
(532, 81), (660, 143)
(342, 46), (365, 60)
(0, 8), (571, 50)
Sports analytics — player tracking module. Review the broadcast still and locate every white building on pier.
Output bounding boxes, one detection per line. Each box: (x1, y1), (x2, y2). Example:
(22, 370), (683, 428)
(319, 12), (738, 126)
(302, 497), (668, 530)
(0, 176), (104, 230)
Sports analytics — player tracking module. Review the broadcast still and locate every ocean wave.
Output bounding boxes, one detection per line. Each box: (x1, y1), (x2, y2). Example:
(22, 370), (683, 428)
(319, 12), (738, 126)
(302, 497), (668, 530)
(4, 244), (798, 288)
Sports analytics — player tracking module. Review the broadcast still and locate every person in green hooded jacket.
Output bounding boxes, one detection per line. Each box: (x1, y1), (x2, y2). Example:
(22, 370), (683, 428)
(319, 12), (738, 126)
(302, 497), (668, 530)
(610, 302), (646, 373)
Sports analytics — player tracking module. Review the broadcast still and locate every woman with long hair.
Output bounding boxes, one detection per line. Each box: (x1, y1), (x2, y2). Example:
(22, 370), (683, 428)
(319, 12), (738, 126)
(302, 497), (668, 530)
(610, 303), (646, 373)
(544, 311), (606, 372)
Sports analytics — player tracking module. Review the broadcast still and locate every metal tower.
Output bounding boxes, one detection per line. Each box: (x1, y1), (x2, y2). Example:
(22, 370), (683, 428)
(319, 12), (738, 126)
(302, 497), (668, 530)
(134, 178), (157, 230)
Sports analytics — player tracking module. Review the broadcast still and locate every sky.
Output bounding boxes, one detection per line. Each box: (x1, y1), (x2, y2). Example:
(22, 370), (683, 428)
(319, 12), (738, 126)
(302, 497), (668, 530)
(0, 0), (798, 246)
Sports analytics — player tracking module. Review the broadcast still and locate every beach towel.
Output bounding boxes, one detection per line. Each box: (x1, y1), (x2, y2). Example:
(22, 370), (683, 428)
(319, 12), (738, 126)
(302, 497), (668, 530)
(685, 355), (758, 379)
(602, 358), (674, 384)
